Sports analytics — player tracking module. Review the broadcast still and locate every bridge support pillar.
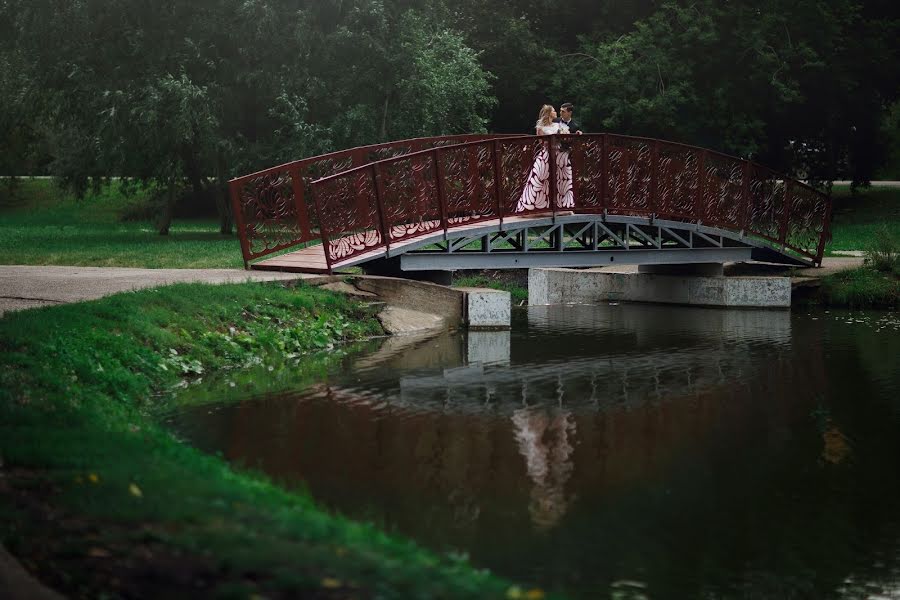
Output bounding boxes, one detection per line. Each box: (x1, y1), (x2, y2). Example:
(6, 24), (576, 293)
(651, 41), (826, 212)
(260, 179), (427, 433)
(638, 263), (724, 277)
(529, 267), (791, 308)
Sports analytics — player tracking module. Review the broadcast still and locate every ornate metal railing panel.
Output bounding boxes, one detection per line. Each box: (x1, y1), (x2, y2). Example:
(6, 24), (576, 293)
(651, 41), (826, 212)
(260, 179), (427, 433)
(746, 164), (786, 243)
(605, 135), (653, 216)
(701, 151), (745, 230)
(441, 140), (498, 225)
(379, 151), (443, 244)
(230, 134), (517, 265)
(656, 142), (701, 220)
(314, 165), (383, 263)
(238, 132), (831, 270)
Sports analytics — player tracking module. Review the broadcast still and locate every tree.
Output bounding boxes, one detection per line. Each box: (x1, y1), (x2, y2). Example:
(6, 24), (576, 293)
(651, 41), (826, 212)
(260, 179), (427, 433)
(560, 0), (900, 184)
(1, 0), (495, 232)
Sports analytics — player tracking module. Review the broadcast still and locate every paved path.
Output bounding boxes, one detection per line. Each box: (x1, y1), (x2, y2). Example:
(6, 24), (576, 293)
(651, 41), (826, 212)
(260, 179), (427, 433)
(831, 180), (900, 187)
(0, 257), (869, 318)
(0, 266), (317, 317)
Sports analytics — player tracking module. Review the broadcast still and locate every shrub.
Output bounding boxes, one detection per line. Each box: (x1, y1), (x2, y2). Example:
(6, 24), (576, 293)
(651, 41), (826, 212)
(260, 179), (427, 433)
(865, 225), (899, 275)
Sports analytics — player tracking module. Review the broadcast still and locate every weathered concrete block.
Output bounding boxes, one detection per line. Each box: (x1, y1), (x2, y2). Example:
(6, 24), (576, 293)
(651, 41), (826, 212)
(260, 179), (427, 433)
(723, 277), (791, 307)
(454, 287), (511, 329)
(528, 268), (791, 308)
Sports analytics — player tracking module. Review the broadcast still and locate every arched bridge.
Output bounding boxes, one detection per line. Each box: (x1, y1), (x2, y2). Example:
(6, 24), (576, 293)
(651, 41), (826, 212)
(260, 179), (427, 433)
(230, 134), (831, 274)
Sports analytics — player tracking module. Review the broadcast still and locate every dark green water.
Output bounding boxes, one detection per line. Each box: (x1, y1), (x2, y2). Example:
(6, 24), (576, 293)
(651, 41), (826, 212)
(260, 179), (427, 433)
(169, 304), (900, 599)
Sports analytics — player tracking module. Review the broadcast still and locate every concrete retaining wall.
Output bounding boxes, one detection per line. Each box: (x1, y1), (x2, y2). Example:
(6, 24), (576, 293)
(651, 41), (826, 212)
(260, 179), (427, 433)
(529, 268), (791, 308)
(345, 277), (512, 329)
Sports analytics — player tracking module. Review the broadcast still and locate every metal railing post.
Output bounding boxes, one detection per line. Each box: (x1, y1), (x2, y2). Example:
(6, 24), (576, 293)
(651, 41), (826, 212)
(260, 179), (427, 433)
(815, 193), (833, 266)
(492, 140), (504, 228)
(601, 133), (608, 213)
(309, 182), (334, 274)
(650, 140), (660, 220)
(433, 148), (449, 236)
(289, 164), (312, 241)
(779, 180), (792, 248)
(372, 163), (392, 253)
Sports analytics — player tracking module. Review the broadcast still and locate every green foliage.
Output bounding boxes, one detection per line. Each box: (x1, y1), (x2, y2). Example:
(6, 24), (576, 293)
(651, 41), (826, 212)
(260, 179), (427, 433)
(820, 267), (899, 308)
(865, 226), (900, 274)
(454, 274), (528, 305)
(879, 100), (900, 179)
(1, 0), (898, 197)
(564, 0), (899, 182)
(827, 185), (900, 253)
(0, 282), (529, 598)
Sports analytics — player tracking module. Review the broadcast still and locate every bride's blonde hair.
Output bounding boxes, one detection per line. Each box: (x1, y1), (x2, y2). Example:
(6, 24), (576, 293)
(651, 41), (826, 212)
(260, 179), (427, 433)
(536, 104), (554, 128)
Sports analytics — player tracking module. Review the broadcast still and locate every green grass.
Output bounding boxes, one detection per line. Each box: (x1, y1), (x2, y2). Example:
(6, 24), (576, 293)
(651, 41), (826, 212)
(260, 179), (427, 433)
(0, 282), (537, 599)
(826, 185), (900, 253)
(455, 274), (528, 304)
(819, 266), (899, 308)
(0, 179), (245, 268)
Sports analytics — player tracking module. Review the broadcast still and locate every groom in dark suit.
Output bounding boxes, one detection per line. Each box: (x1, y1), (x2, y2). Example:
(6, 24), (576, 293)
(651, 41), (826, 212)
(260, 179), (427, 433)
(554, 102), (583, 134)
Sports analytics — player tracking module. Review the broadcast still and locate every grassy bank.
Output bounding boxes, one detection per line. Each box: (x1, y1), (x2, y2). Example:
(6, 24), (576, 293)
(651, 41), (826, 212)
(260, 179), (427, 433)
(0, 282), (532, 599)
(817, 266), (899, 308)
(827, 185), (900, 253)
(0, 179), (242, 268)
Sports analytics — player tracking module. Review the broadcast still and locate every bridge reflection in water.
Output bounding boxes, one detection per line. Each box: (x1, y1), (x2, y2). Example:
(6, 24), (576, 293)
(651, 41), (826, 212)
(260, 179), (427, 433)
(170, 305), (900, 598)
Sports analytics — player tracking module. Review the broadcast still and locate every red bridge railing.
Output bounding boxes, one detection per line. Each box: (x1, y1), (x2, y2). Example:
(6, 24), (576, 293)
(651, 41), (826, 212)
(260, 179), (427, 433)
(232, 133), (832, 270)
(228, 134), (518, 267)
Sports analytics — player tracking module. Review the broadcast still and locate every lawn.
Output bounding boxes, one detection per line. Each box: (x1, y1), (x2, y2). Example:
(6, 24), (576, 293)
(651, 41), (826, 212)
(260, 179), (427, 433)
(0, 179), (244, 268)
(827, 184), (900, 252)
(0, 281), (533, 599)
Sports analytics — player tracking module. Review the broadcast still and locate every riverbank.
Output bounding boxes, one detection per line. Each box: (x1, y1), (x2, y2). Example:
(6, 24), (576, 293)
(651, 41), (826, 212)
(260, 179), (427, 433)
(815, 266), (899, 308)
(0, 282), (530, 598)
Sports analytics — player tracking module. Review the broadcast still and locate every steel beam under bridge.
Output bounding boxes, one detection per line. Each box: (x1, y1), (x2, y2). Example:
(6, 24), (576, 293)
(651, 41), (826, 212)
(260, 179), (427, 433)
(391, 215), (804, 271)
(400, 247), (753, 270)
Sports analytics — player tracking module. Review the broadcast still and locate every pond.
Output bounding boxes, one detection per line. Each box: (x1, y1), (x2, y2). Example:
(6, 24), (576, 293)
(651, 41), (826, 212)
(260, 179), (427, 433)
(168, 304), (900, 599)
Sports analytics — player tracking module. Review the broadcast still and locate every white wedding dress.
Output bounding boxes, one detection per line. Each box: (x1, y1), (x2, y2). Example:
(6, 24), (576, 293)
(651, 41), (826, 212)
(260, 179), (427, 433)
(515, 122), (574, 213)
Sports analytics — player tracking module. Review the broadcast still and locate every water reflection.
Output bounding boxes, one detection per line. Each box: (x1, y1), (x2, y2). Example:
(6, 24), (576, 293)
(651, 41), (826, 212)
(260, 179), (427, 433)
(512, 407), (576, 531)
(170, 304), (900, 599)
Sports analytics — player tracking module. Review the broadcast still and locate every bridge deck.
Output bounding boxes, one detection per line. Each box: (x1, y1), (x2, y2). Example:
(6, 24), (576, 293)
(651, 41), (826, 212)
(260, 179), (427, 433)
(250, 216), (541, 273)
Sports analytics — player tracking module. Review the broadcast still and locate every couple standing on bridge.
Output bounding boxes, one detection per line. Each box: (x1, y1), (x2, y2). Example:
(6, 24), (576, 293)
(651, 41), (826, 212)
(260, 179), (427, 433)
(515, 102), (584, 214)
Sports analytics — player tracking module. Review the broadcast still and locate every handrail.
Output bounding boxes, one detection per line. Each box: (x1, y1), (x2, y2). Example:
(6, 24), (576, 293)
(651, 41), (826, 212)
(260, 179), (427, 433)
(229, 133), (520, 266)
(304, 133), (831, 271)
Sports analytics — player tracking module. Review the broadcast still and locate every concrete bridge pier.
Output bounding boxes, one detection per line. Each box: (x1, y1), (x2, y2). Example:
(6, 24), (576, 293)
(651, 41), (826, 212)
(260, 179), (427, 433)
(529, 265), (792, 308)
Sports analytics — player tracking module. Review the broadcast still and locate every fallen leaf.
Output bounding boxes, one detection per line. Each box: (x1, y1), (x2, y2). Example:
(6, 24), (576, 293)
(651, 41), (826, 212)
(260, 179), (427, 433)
(129, 483), (143, 498)
(88, 473), (99, 484)
(88, 547), (111, 558)
(321, 577), (342, 589)
(506, 586), (523, 599)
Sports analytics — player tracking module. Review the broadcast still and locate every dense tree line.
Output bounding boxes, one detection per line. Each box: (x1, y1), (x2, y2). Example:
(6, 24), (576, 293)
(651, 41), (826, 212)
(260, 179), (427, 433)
(1, 0), (897, 232)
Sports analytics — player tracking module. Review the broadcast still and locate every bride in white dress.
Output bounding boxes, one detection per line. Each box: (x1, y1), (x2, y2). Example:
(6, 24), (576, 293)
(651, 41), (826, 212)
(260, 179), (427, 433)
(515, 104), (575, 213)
